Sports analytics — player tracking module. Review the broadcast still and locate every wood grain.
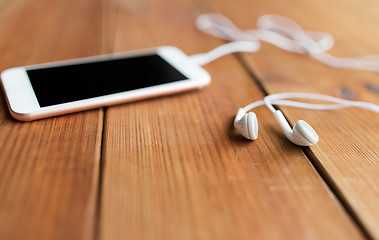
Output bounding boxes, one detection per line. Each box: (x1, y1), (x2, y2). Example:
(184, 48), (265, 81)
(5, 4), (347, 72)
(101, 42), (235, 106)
(0, 0), (103, 239)
(207, 0), (379, 238)
(98, 0), (365, 239)
(1, 0), (378, 239)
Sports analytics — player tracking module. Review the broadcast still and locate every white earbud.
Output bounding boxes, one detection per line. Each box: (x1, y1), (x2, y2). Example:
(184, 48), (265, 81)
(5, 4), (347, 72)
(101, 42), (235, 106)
(273, 110), (318, 146)
(234, 108), (258, 140)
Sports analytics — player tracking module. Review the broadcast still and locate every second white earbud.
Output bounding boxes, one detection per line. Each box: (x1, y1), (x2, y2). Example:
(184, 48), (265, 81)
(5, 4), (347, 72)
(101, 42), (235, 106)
(273, 110), (318, 146)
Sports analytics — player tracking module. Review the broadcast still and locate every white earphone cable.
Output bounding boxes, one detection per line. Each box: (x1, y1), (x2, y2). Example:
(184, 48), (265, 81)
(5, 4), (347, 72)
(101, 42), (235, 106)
(189, 41), (259, 66)
(190, 14), (379, 129)
(239, 93), (379, 114)
(242, 98), (350, 113)
(243, 99), (349, 113)
(192, 13), (379, 72)
(263, 92), (379, 113)
(232, 92), (379, 114)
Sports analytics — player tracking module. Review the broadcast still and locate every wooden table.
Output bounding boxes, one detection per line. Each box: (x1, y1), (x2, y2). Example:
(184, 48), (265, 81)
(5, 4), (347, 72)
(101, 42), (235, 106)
(1, 0), (379, 239)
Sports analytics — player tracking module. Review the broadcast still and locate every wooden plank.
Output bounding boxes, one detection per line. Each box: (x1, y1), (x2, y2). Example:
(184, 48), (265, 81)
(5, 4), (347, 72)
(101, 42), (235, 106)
(98, 0), (364, 239)
(0, 0), (104, 239)
(207, 0), (379, 238)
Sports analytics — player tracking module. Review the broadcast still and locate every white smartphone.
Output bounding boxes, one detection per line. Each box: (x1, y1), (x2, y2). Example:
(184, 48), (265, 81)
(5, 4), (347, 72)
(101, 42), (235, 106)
(1, 46), (210, 121)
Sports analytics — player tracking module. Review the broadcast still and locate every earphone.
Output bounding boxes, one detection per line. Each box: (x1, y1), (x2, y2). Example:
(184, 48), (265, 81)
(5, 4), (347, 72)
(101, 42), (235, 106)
(189, 14), (379, 146)
(234, 92), (379, 146)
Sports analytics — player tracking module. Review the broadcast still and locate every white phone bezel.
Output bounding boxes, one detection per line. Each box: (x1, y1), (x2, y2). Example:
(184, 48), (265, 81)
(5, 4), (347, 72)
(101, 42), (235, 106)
(1, 46), (211, 121)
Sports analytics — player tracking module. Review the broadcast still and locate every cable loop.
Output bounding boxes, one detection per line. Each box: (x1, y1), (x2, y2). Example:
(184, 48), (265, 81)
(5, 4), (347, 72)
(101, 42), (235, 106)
(193, 13), (379, 72)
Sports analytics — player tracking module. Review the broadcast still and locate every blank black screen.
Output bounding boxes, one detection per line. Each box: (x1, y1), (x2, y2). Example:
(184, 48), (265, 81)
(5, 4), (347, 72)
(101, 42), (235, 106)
(27, 54), (188, 107)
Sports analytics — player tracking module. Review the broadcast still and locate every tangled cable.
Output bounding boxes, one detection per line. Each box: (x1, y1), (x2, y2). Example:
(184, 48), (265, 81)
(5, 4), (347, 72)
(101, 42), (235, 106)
(191, 13), (379, 72)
